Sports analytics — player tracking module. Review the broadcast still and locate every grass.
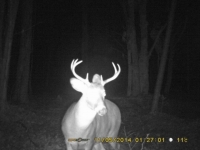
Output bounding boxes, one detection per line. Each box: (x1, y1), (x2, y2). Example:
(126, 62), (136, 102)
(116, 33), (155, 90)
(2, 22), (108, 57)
(0, 95), (199, 150)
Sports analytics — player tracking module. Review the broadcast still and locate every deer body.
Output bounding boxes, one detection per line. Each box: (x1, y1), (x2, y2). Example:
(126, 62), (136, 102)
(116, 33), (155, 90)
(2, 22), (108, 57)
(62, 59), (121, 150)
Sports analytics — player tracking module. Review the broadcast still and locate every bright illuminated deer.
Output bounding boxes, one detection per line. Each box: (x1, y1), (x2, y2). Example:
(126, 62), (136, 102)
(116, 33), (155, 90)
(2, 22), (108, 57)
(62, 59), (121, 150)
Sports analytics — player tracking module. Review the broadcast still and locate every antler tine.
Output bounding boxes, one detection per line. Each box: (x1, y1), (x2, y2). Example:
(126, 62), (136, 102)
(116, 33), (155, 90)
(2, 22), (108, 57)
(71, 59), (90, 84)
(71, 59), (82, 70)
(102, 62), (121, 86)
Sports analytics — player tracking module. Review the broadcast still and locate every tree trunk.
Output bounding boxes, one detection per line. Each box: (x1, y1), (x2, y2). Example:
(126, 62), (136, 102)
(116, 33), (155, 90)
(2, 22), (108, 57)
(120, 0), (150, 97)
(0, 0), (5, 91)
(14, 0), (32, 104)
(139, 0), (149, 94)
(81, 2), (89, 75)
(0, 0), (5, 59)
(0, 0), (19, 113)
(127, 0), (140, 96)
(164, 18), (187, 96)
(164, 48), (174, 96)
(151, 0), (176, 113)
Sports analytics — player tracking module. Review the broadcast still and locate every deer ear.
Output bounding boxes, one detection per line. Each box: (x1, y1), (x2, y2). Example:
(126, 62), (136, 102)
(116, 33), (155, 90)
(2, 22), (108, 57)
(92, 74), (101, 84)
(70, 78), (86, 93)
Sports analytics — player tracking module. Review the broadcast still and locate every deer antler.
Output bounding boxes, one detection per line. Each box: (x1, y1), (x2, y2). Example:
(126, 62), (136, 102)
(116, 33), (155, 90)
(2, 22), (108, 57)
(71, 59), (90, 85)
(101, 62), (121, 86)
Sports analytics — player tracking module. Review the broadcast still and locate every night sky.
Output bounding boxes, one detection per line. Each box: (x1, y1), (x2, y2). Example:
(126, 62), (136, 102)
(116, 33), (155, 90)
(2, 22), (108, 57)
(11, 0), (200, 101)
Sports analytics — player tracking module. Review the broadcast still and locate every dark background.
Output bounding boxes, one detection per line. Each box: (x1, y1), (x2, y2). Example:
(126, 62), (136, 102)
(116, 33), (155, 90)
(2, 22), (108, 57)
(10, 0), (200, 104)
(2, 0), (200, 149)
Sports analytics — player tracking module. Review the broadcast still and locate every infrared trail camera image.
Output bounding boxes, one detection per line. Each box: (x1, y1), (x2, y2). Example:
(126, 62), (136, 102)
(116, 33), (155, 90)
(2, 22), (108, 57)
(0, 0), (199, 150)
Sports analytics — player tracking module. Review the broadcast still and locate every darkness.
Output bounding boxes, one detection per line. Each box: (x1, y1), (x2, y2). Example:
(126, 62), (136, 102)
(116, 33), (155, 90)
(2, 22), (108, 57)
(10, 0), (200, 104)
(3, 0), (200, 149)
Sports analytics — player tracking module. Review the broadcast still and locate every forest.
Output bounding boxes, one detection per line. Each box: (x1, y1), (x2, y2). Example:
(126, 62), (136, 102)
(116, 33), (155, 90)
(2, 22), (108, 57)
(0, 0), (199, 149)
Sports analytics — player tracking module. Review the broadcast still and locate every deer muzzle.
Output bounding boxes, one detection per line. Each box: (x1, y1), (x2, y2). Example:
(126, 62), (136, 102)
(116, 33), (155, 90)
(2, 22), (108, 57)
(95, 105), (107, 116)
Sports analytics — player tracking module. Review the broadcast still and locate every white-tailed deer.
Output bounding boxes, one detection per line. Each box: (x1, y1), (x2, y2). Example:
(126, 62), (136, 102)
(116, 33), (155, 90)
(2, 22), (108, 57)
(62, 59), (121, 150)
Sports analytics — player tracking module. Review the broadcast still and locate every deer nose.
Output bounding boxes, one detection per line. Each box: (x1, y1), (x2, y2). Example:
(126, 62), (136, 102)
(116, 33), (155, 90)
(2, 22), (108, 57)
(96, 106), (107, 116)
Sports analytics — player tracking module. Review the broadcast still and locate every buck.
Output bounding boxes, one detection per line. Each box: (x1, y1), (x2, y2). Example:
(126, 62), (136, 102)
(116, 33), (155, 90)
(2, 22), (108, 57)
(62, 59), (121, 150)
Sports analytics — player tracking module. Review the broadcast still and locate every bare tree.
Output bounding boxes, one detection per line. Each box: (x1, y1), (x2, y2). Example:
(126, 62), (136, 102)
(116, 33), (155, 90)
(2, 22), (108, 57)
(164, 47), (175, 96)
(14, 0), (33, 104)
(121, 0), (140, 96)
(120, 0), (149, 97)
(0, 0), (5, 60)
(139, 0), (148, 94)
(81, 1), (89, 74)
(151, 0), (177, 113)
(0, 0), (6, 98)
(164, 19), (187, 96)
(0, 0), (19, 113)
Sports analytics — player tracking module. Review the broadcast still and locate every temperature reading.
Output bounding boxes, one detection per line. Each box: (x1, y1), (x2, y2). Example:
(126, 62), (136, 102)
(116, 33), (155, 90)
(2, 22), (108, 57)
(177, 137), (188, 143)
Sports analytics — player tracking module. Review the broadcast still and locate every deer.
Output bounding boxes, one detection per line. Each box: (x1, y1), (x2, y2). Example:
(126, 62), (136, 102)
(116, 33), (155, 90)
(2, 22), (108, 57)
(62, 59), (121, 150)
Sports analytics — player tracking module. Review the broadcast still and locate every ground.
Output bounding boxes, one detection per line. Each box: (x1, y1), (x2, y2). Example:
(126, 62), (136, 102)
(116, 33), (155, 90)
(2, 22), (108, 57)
(0, 95), (199, 150)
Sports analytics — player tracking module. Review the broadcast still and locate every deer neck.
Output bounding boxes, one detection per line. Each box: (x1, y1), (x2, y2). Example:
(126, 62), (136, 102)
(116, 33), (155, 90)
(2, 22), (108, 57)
(74, 96), (97, 129)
